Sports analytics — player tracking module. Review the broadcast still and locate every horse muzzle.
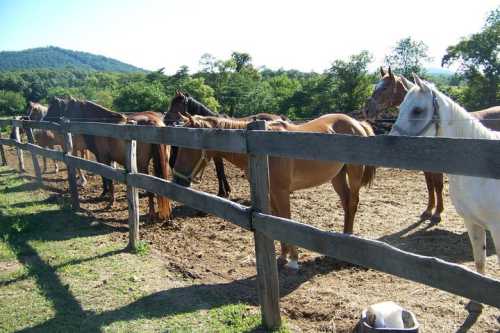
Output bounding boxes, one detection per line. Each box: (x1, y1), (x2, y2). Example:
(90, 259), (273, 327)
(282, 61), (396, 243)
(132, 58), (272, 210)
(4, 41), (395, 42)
(173, 174), (191, 187)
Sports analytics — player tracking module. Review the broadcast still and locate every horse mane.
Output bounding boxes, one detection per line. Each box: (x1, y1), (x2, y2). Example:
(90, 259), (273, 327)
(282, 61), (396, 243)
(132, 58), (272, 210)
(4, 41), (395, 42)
(190, 115), (249, 129)
(187, 96), (217, 117)
(83, 100), (126, 122)
(433, 87), (499, 140)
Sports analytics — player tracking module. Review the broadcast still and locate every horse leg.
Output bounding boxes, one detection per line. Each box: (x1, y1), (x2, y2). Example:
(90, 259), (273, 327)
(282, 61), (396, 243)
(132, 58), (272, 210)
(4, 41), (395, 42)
(271, 190), (297, 271)
(139, 163), (156, 221)
(345, 165), (363, 234)
(75, 149), (87, 187)
(431, 173), (444, 223)
(331, 167), (351, 233)
(42, 156), (48, 173)
(421, 172), (435, 220)
(214, 157), (230, 198)
(464, 218), (486, 313)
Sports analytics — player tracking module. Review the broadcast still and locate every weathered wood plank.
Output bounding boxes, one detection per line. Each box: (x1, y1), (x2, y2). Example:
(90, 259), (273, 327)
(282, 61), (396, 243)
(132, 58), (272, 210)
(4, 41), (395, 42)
(61, 122), (80, 210)
(253, 212), (500, 308)
(15, 120), (61, 132)
(65, 155), (126, 183)
(12, 121), (25, 173)
(247, 121), (281, 330)
(24, 143), (65, 162)
(0, 119), (12, 127)
(125, 137), (140, 249)
(126, 173), (251, 230)
(68, 122), (247, 153)
(247, 131), (500, 179)
(26, 128), (42, 184)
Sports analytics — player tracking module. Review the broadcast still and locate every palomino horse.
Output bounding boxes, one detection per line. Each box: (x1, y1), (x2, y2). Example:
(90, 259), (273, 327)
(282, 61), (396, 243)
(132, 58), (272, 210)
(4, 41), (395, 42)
(165, 91), (289, 198)
(390, 75), (500, 309)
(172, 114), (376, 270)
(45, 97), (172, 221)
(364, 67), (500, 223)
(13, 101), (89, 183)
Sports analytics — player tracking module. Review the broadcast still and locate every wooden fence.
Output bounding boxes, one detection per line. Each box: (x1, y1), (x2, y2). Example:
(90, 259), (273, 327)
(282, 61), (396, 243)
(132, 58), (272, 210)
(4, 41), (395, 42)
(0, 117), (500, 329)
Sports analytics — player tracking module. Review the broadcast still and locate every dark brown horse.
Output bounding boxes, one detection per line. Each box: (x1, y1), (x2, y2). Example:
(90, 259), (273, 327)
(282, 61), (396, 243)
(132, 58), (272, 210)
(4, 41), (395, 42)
(165, 91), (288, 198)
(364, 67), (500, 222)
(172, 113), (376, 270)
(45, 97), (172, 221)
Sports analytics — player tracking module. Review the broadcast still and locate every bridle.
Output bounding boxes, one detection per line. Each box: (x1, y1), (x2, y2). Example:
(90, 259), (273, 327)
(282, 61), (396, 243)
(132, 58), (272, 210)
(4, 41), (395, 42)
(172, 149), (210, 184)
(392, 90), (440, 137)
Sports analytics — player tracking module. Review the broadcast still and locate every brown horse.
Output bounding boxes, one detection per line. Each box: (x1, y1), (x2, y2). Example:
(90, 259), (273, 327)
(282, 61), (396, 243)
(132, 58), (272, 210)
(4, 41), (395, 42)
(165, 91), (289, 198)
(364, 67), (500, 223)
(172, 113), (376, 270)
(45, 97), (172, 221)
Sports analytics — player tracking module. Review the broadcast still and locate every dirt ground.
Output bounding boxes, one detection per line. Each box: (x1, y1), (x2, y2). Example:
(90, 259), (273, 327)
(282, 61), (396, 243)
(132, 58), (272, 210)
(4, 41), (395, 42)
(3, 147), (499, 332)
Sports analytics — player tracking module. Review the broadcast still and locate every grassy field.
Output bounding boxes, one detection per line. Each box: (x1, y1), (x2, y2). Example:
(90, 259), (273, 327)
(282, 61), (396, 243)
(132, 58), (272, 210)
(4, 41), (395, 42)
(0, 166), (290, 332)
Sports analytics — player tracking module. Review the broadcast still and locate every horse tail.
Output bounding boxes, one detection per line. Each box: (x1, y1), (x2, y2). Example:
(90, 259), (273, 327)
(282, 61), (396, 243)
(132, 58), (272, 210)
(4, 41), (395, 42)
(359, 120), (376, 187)
(152, 142), (172, 220)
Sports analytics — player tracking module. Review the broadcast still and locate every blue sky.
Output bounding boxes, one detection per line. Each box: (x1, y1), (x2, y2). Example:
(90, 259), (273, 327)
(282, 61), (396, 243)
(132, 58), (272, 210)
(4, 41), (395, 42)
(0, 0), (498, 73)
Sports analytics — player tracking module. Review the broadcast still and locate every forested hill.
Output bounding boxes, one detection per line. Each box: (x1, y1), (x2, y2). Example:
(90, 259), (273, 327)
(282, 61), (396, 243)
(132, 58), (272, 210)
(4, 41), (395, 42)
(0, 46), (146, 72)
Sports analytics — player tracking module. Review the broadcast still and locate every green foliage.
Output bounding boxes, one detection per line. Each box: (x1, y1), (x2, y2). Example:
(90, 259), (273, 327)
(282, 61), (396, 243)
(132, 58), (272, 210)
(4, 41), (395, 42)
(0, 46), (146, 72)
(0, 90), (26, 116)
(442, 6), (499, 108)
(113, 81), (168, 113)
(326, 50), (374, 112)
(385, 37), (432, 78)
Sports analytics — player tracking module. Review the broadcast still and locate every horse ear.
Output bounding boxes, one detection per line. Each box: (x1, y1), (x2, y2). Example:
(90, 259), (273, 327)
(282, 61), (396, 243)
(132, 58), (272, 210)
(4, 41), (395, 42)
(176, 90), (181, 96)
(178, 112), (191, 124)
(412, 73), (430, 93)
(380, 67), (386, 77)
(400, 75), (415, 91)
(388, 67), (394, 79)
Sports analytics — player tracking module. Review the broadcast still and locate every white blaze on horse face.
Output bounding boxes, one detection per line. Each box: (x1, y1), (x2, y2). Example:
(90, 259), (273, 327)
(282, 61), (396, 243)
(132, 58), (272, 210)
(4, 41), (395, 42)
(375, 79), (385, 91)
(390, 85), (436, 137)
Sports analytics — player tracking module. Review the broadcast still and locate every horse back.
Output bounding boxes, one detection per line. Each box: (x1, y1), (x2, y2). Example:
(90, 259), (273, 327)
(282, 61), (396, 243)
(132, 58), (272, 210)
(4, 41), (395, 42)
(471, 106), (500, 131)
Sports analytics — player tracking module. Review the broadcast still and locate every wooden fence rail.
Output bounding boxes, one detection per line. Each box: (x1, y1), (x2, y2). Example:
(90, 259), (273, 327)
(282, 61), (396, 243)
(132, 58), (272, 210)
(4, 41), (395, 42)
(1, 117), (499, 330)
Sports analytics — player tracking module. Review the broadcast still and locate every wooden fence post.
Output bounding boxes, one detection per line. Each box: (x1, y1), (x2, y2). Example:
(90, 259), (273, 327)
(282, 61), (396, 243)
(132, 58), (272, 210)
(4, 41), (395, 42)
(13, 118), (25, 173)
(62, 119), (80, 210)
(0, 130), (7, 166)
(247, 120), (281, 330)
(26, 127), (43, 185)
(125, 131), (139, 250)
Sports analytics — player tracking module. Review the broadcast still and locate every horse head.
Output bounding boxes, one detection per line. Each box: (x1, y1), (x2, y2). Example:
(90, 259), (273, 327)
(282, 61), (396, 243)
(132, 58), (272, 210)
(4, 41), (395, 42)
(390, 74), (440, 137)
(363, 67), (414, 120)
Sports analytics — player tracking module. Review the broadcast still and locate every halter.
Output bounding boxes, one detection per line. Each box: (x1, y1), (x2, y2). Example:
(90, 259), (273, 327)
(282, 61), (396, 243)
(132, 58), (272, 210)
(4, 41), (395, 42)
(172, 149), (209, 184)
(392, 90), (440, 137)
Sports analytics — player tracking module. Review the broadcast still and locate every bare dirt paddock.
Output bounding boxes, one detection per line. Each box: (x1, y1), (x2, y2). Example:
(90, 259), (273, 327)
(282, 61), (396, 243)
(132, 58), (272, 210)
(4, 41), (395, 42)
(5, 148), (500, 332)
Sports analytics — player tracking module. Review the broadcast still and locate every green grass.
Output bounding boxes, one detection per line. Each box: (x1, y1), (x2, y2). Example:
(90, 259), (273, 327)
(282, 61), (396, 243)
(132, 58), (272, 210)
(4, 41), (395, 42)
(0, 167), (291, 332)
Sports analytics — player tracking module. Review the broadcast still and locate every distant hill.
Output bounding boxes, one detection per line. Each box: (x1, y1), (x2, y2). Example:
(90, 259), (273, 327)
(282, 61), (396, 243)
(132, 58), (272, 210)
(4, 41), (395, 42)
(0, 46), (146, 72)
(426, 67), (454, 77)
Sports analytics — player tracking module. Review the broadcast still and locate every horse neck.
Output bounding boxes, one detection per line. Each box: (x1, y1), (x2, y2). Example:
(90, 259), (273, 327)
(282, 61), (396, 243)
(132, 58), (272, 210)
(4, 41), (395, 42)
(189, 98), (217, 117)
(212, 151), (249, 172)
(82, 101), (125, 123)
(437, 91), (498, 139)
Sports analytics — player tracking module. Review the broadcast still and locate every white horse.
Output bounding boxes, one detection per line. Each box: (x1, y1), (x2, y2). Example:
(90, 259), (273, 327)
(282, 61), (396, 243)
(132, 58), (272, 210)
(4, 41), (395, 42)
(389, 74), (500, 310)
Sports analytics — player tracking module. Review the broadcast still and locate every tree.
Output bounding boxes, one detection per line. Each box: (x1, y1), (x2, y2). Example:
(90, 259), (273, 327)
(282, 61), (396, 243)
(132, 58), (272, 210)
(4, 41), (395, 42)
(0, 90), (26, 116)
(385, 37), (432, 78)
(442, 7), (499, 108)
(231, 52), (252, 72)
(113, 81), (168, 113)
(325, 50), (374, 112)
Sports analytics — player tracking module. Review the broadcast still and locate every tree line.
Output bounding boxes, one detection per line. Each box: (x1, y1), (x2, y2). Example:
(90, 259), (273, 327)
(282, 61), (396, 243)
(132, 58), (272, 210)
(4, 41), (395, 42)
(0, 7), (497, 118)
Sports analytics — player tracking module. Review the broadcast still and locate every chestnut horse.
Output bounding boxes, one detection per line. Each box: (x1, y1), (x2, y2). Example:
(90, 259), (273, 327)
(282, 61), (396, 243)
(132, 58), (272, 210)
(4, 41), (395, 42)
(165, 91), (289, 198)
(364, 67), (500, 223)
(45, 97), (172, 221)
(172, 113), (376, 270)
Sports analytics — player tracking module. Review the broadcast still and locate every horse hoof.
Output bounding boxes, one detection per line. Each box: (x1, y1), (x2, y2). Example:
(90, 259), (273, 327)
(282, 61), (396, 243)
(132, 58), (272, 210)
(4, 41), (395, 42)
(465, 301), (483, 313)
(420, 211), (432, 221)
(430, 214), (442, 224)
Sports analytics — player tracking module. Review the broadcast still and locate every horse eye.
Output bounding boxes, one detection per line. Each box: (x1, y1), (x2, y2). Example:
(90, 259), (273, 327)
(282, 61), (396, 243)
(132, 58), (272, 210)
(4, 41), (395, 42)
(412, 107), (424, 115)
